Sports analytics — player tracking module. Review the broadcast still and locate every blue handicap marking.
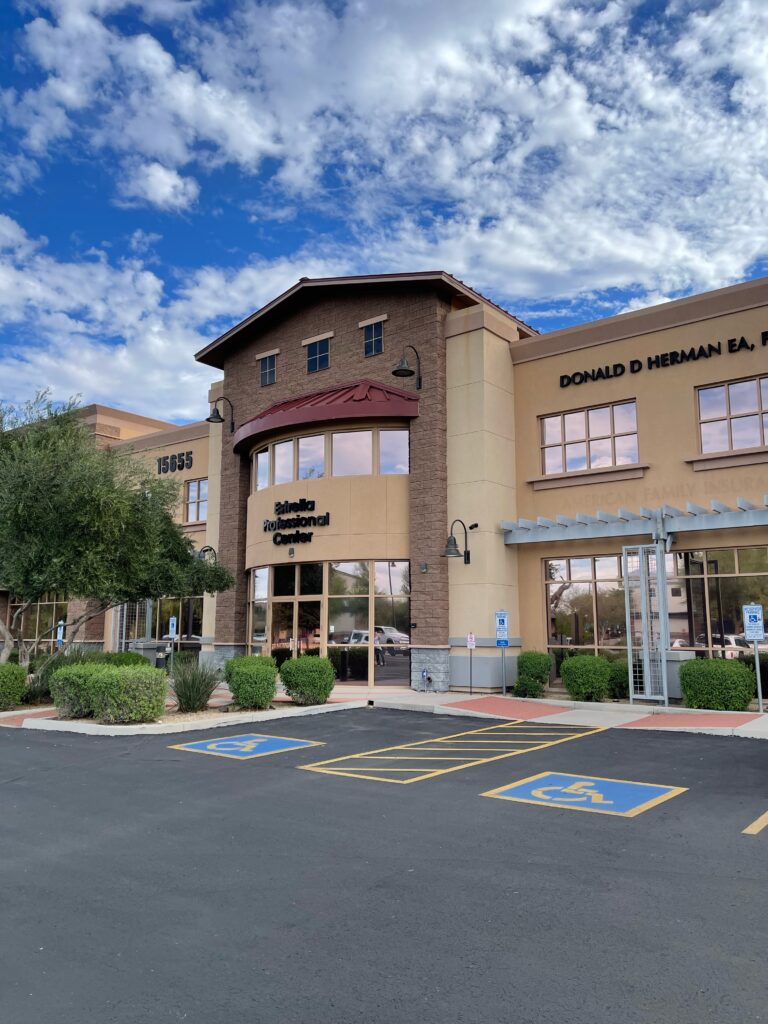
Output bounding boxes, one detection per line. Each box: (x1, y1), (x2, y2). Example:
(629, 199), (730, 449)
(170, 733), (322, 760)
(483, 772), (687, 817)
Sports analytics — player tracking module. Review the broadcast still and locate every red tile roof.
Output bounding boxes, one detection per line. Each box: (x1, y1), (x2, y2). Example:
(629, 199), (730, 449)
(232, 379), (419, 453)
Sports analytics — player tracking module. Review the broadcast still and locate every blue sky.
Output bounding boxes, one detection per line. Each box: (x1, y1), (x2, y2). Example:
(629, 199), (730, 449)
(1, 0), (767, 422)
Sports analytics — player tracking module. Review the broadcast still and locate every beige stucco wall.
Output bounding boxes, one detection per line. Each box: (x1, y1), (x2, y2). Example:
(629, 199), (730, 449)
(445, 306), (521, 646)
(511, 303), (768, 653)
(245, 474), (410, 569)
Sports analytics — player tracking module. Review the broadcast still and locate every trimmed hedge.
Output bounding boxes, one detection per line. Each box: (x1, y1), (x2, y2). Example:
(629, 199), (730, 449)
(280, 656), (335, 706)
(50, 663), (112, 719)
(0, 663), (27, 710)
(51, 663), (166, 722)
(225, 655), (277, 710)
(680, 658), (755, 711)
(561, 654), (611, 702)
(515, 650), (551, 698)
(328, 646), (368, 681)
(607, 657), (629, 700)
(91, 666), (166, 724)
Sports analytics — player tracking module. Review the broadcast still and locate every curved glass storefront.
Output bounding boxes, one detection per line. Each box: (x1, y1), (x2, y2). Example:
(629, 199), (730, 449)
(249, 560), (411, 686)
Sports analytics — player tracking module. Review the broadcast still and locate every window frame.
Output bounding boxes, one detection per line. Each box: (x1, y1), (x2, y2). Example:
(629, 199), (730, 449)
(306, 337), (331, 374)
(363, 320), (384, 358)
(184, 477), (208, 523)
(697, 373), (768, 455)
(540, 400), (639, 476)
(260, 353), (276, 387)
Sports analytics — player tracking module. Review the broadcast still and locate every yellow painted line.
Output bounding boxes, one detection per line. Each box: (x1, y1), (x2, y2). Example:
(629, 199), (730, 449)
(300, 721), (607, 784)
(742, 810), (768, 836)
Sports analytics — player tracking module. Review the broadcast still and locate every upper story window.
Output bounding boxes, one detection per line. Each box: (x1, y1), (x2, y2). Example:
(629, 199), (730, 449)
(185, 478), (208, 522)
(251, 427), (409, 491)
(540, 400), (638, 475)
(364, 321), (384, 357)
(698, 375), (768, 453)
(306, 338), (330, 374)
(260, 354), (276, 387)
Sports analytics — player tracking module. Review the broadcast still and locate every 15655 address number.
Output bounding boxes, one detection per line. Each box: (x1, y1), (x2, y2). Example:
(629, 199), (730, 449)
(157, 451), (193, 474)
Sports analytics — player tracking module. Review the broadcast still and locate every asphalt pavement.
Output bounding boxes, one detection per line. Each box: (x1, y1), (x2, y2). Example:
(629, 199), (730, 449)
(1, 708), (766, 1024)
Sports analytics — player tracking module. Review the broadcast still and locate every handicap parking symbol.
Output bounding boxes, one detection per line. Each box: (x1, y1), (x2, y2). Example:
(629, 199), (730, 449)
(170, 733), (323, 760)
(483, 772), (687, 817)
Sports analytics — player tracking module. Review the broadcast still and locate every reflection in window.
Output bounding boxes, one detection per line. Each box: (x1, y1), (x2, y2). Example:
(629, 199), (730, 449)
(253, 567), (269, 599)
(332, 431), (373, 475)
(273, 564), (296, 597)
(329, 561), (370, 594)
(364, 321), (384, 357)
(306, 338), (330, 373)
(298, 435), (324, 479)
(541, 400), (638, 475)
(328, 596), (369, 641)
(260, 354), (276, 387)
(299, 563), (323, 595)
(698, 375), (768, 453)
(274, 440), (294, 485)
(255, 449), (269, 491)
(374, 561), (410, 596)
(379, 430), (409, 474)
(547, 582), (595, 646)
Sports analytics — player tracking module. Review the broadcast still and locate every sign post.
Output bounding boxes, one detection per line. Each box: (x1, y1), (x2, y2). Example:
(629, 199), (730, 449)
(169, 615), (177, 678)
(495, 610), (509, 695)
(467, 632), (476, 694)
(743, 604), (765, 714)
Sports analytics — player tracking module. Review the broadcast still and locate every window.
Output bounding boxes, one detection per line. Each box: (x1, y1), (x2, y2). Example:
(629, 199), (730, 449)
(364, 321), (384, 357)
(185, 479), (208, 522)
(8, 593), (68, 653)
(332, 430), (373, 475)
(698, 375), (768, 454)
(379, 429), (409, 474)
(260, 354), (276, 387)
(298, 435), (324, 479)
(273, 440), (294, 485)
(254, 449), (269, 491)
(306, 338), (330, 374)
(541, 401), (638, 475)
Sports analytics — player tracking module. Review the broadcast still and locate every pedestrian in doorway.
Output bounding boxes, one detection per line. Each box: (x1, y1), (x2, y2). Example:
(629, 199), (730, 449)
(374, 632), (385, 666)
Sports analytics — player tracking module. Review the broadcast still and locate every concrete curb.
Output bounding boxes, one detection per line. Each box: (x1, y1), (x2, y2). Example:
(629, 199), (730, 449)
(20, 701), (369, 736)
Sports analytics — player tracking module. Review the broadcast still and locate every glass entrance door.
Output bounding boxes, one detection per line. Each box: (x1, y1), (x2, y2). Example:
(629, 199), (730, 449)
(297, 601), (321, 655)
(270, 602), (294, 664)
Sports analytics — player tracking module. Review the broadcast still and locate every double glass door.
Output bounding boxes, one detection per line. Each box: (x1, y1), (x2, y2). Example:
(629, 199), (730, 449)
(270, 600), (321, 658)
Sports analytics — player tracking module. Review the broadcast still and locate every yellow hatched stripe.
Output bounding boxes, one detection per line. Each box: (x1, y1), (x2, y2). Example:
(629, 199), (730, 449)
(742, 810), (768, 836)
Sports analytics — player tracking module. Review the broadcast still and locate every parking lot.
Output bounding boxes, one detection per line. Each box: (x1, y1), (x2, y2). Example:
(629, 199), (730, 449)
(2, 708), (767, 1023)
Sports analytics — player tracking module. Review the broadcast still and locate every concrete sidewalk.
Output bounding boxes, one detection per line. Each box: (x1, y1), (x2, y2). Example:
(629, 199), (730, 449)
(4, 684), (767, 738)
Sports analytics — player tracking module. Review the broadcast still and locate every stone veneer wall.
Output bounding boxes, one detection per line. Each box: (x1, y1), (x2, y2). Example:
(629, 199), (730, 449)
(213, 284), (453, 671)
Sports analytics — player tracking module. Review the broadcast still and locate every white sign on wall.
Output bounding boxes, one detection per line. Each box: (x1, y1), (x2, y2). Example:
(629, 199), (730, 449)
(466, 632), (476, 650)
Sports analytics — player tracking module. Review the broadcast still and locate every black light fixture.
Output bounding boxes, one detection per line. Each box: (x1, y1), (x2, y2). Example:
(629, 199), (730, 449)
(391, 344), (422, 390)
(206, 396), (235, 433)
(442, 520), (478, 564)
(196, 545), (218, 563)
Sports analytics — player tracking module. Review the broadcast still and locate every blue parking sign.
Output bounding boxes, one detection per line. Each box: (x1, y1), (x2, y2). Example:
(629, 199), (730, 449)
(170, 733), (322, 760)
(483, 772), (687, 817)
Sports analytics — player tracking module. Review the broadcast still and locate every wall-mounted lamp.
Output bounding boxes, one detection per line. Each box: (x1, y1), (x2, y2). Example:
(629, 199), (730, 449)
(205, 396), (235, 434)
(391, 344), (422, 390)
(196, 545), (218, 563)
(419, 562), (428, 573)
(442, 520), (478, 564)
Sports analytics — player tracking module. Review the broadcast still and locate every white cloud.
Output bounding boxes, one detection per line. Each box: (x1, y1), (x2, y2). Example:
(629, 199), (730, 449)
(0, 215), (349, 420)
(119, 161), (200, 210)
(0, 0), (767, 358)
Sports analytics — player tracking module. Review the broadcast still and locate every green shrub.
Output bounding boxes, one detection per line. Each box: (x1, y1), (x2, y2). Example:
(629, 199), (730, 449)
(7, 649), (20, 664)
(515, 650), (551, 698)
(90, 666), (167, 724)
(680, 658), (755, 711)
(738, 652), (768, 700)
(560, 654), (611, 702)
(101, 651), (150, 667)
(607, 657), (629, 700)
(225, 655), (277, 710)
(171, 660), (220, 713)
(50, 663), (111, 718)
(0, 663), (27, 710)
(165, 650), (198, 673)
(280, 656), (335, 706)
(327, 647), (368, 681)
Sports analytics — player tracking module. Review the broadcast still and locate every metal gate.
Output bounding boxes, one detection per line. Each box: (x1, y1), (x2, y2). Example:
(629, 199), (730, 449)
(623, 543), (669, 704)
(112, 600), (152, 652)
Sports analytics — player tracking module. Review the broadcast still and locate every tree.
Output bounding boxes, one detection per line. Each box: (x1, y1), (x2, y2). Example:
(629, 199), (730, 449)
(0, 393), (233, 664)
